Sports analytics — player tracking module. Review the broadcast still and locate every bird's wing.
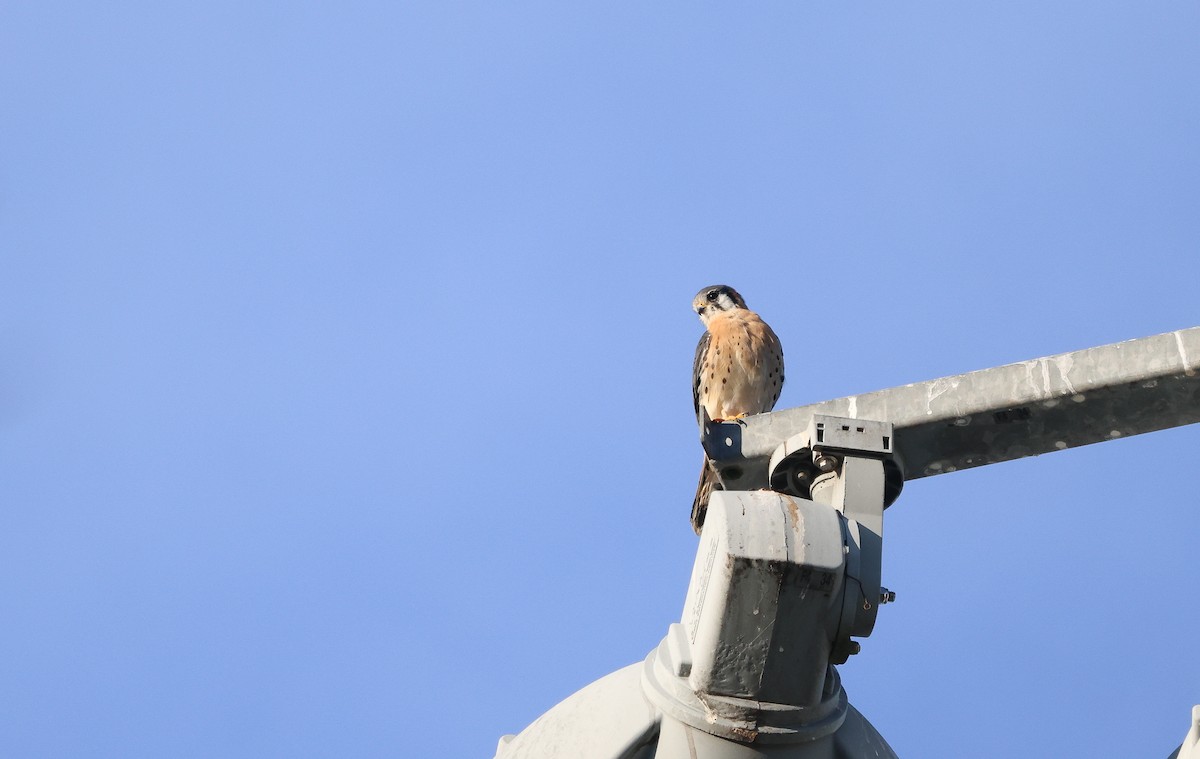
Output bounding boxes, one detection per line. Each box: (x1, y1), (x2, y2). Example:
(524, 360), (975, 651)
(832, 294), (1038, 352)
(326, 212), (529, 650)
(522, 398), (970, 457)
(693, 329), (710, 425)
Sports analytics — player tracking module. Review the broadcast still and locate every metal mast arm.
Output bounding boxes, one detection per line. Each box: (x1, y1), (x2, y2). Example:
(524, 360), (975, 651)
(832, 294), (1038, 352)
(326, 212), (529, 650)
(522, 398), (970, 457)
(703, 327), (1200, 491)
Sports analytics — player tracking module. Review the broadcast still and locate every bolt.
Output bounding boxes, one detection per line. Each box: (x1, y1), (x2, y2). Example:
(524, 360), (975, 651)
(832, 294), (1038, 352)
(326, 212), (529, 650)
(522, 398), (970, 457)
(879, 587), (896, 604)
(814, 454), (838, 472)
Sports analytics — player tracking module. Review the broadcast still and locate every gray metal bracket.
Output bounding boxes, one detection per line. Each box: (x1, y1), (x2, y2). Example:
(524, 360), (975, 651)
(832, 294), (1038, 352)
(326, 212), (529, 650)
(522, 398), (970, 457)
(639, 490), (899, 757)
(768, 415), (895, 660)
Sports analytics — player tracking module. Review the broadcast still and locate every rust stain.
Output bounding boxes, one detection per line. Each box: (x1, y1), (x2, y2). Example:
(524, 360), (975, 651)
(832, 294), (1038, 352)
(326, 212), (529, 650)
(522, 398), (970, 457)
(785, 496), (799, 526)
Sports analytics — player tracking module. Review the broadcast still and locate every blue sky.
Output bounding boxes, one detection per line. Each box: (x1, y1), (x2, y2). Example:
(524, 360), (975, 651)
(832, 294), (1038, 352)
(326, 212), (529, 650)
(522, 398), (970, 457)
(2, 2), (1198, 757)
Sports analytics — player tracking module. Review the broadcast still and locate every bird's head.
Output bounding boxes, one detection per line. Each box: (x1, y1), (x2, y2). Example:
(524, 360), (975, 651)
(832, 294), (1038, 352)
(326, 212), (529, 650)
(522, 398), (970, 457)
(692, 284), (747, 325)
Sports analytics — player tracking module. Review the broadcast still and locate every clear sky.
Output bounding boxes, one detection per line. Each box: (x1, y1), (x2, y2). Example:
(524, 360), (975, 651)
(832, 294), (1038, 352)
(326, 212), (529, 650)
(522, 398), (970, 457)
(2, 3), (1198, 757)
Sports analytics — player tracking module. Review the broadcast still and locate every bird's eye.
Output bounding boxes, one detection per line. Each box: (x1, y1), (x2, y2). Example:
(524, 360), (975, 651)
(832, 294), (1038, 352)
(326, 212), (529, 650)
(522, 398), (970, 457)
(706, 290), (720, 302)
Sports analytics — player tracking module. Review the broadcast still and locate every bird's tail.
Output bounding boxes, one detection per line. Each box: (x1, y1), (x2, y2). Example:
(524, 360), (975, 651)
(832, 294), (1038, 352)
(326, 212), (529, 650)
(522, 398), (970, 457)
(691, 458), (720, 535)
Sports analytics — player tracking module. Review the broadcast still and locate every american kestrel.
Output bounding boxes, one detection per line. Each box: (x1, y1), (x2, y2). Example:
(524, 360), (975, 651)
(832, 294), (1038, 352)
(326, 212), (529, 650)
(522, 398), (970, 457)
(690, 285), (784, 534)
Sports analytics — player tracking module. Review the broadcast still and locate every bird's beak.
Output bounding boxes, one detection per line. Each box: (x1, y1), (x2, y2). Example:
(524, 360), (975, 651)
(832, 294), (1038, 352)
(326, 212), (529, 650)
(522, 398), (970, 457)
(695, 306), (706, 316)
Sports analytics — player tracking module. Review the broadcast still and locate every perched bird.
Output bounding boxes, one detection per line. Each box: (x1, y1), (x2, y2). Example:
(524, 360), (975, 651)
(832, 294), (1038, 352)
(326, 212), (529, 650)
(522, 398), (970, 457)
(690, 285), (784, 534)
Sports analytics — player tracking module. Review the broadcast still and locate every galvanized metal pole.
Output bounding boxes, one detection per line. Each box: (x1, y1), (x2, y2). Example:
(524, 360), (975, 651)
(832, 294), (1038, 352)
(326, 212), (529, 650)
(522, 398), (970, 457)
(496, 326), (1200, 759)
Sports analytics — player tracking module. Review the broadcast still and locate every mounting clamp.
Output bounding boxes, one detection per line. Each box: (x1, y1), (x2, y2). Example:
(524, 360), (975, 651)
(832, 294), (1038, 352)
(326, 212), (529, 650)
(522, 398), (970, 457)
(769, 415), (898, 661)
